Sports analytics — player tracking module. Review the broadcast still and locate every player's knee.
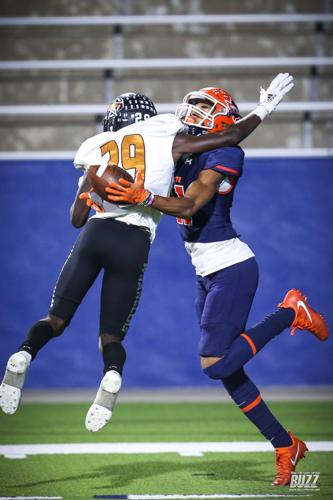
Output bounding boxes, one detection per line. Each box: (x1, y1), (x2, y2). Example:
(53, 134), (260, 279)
(202, 358), (234, 380)
(43, 315), (67, 337)
(199, 323), (236, 379)
(100, 332), (122, 349)
(221, 367), (249, 389)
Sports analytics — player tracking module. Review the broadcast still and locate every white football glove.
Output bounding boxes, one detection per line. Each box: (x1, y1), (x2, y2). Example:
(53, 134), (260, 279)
(254, 72), (294, 120)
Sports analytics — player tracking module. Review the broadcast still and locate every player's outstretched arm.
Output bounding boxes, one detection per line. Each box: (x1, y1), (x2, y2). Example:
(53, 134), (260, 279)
(106, 169), (222, 218)
(172, 72), (294, 159)
(172, 115), (260, 159)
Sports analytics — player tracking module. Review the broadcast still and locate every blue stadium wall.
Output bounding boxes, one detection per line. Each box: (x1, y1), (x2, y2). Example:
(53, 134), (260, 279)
(0, 157), (332, 389)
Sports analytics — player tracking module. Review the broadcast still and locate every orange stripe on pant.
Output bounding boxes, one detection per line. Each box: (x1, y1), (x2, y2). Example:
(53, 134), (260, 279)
(241, 395), (262, 413)
(240, 333), (257, 355)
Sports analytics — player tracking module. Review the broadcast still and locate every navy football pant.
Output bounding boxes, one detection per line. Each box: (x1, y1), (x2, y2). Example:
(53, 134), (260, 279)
(196, 257), (294, 377)
(196, 257), (259, 358)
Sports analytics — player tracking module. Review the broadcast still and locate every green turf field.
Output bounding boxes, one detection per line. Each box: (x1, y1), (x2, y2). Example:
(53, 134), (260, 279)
(0, 401), (332, 499)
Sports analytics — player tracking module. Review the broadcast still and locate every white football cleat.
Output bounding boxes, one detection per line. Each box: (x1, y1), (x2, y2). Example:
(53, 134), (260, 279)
(0, 351), (31, 415)
(85, 369), (122, 432)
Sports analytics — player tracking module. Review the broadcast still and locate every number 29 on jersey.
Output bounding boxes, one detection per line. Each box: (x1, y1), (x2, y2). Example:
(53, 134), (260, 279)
(101, 134), (146, 180)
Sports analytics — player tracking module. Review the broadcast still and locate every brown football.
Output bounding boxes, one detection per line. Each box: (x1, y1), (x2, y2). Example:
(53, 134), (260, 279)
(87, 163), (134, 202)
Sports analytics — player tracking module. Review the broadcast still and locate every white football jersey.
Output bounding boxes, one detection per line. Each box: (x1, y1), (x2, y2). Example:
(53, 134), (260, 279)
(185, 238), (255, 277)
(74, 114), (184, 241)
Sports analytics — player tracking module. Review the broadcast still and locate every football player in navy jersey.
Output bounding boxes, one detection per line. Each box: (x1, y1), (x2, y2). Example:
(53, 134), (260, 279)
(106, 85), (329, 486)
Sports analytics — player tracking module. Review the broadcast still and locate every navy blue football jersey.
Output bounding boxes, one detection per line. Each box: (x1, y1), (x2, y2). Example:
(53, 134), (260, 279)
(174, 146), (244, 243)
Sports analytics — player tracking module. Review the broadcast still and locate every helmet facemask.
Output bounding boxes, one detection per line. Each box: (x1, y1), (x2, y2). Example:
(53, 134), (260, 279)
(176, 88), (241, 133)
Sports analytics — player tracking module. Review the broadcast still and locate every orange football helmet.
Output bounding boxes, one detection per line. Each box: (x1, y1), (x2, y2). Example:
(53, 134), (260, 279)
(176, 87), (241, 132)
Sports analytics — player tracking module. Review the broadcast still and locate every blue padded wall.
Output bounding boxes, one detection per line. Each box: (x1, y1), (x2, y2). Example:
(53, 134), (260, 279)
(0, 157), (332, 388)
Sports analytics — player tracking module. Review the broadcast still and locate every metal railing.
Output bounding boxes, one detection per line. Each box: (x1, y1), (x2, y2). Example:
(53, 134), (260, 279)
(0, 14), (332, 26)
(1, 57), (332, 71)
(1, 102), (333, 115)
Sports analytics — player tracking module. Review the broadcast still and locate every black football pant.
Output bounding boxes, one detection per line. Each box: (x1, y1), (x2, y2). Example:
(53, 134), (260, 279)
(49, 218), (150, 338)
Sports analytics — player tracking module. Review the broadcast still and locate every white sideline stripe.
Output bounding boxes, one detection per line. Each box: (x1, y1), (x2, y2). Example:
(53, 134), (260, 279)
(0, 148), (332, 161)
(1, 441), (332, 458)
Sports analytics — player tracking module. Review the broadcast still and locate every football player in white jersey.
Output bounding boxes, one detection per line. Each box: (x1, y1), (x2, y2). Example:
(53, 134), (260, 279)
(0, 76), (293, 432)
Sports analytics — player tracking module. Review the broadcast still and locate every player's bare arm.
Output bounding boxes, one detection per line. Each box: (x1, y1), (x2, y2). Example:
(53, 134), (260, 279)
(70, 172), (92, 228)
(70, 165), (105, 227)
(172, 116), (260, 160)
(152, 170), (223, 218)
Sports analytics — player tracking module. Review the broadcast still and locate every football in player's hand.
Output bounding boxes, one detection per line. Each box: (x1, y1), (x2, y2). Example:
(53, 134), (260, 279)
(87, 163), (134, 202)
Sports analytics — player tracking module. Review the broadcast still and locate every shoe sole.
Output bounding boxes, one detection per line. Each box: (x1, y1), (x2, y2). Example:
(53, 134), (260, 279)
(85, 370), (122, 432)
(0, 383), (21, 415)
(0, 353), (30, 415)
(85, 403), (112, 432)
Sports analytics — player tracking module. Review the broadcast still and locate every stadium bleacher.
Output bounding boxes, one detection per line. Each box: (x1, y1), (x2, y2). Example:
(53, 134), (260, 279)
(0, 0), (332, 153)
